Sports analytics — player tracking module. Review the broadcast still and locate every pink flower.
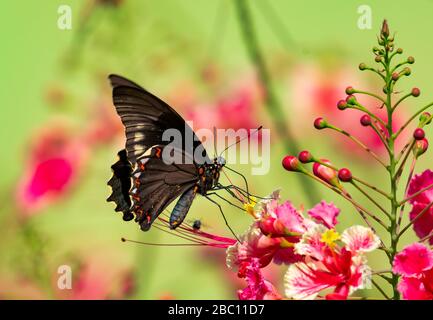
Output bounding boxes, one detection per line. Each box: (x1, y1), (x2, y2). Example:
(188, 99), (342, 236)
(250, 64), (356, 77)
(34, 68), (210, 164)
(341, 225), (381, 253)
(393, 243), (433, 277)
(308, 201), (340, 229)
(393, 243), (433, 300)
(397, 270), (433, 300)
(227, 192), (346, 271)
(15, 124), (88, 215)
(407, 170), (433, 244)
(285, 225), (379, 300)
(237, 259), (282, 300)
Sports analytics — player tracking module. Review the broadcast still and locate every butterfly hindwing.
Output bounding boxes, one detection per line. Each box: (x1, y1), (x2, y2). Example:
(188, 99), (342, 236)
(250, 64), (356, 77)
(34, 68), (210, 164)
(130, 145), (198, 230)
(107, 149), (134, 221)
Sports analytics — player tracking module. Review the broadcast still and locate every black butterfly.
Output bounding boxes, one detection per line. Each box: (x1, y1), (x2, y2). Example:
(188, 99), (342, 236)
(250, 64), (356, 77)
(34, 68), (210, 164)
(106, 75), (237, 234)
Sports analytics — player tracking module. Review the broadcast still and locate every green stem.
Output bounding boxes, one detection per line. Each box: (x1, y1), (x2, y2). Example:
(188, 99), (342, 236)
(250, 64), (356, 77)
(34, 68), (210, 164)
(234, 0), (320, 205)
(383, 40), (400, 300)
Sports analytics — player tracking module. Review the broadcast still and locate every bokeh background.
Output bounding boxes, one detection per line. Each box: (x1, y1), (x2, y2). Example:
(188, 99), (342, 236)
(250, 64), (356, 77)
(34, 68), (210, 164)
(1, 0), (432, 299)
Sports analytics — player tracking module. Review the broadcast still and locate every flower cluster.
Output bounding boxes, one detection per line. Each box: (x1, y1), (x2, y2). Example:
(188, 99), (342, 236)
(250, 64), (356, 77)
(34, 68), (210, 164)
(225, 191), (379, 300)
(222, 20), (433, 300)
(393, 243), (433, 299)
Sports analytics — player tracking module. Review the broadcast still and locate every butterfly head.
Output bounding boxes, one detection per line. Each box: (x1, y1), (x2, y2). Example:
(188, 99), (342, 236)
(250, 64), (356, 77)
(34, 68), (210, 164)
(214, 156), (226, 168)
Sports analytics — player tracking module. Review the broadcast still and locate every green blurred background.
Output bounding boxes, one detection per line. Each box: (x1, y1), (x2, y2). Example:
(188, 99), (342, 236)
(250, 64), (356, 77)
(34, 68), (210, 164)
(0, 0), (432, 299)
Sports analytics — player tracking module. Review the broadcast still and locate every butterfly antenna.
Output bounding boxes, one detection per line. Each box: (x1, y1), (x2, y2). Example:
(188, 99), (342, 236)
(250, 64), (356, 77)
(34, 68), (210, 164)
(121, 237), (205, 247)
(219, 126), (262, 157)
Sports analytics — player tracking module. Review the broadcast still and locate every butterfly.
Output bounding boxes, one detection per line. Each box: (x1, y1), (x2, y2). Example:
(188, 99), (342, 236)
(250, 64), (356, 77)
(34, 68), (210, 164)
(106, 74), (238, 234)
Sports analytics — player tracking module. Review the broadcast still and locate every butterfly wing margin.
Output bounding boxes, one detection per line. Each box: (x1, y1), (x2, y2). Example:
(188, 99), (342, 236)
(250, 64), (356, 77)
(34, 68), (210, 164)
(109, 74), (210, 165)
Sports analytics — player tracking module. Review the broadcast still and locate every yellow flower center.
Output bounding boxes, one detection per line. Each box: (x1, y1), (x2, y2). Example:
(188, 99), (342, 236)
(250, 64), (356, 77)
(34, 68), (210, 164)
(320, 229), (341, 247)
(243, 196), (257, 218)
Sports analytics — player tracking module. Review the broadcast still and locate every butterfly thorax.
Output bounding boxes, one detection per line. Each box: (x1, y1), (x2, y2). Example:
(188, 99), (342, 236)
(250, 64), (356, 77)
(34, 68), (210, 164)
(196, 157), (225, 195)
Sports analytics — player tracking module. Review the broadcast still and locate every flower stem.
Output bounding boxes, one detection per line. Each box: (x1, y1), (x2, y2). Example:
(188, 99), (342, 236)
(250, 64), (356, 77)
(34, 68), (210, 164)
(326, 124), (387, 167)
(383, 38), (401, 300)
(234, 0), (320, 205)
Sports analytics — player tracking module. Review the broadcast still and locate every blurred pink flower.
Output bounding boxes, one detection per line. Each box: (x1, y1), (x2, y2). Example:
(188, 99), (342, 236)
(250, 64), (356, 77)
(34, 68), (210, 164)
(393, 243), (433, 300)
(237, 259), (282, 300)
(285, 225), (379, 300)
(289, 63), (407, 159)
(15, 124), (88, 215)
(84, 99), (124, 146)
(55, 261), (134, 300)
(185, 73), (262, 132)
(407, 170), (433, 244)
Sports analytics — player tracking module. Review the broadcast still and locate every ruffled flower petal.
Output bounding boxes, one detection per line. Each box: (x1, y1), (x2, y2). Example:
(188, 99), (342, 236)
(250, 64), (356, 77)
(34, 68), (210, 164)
(307, 201), (340, 229)
(341, 225), (380, 253)
(393, 243), (433, 277)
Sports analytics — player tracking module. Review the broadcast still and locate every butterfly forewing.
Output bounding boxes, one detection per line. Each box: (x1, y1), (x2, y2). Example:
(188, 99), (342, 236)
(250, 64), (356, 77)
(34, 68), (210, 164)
(107, 75), (215, 231)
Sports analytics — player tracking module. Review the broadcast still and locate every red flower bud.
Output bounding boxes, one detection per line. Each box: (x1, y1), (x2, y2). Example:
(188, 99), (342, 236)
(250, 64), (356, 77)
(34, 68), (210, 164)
(411, 88), (420, 97)
(313, 160), (341, 188)
(392, 72), (399, 81)
(282, 156), (302, 172)
(337, 100), (348, 110)
(298, 150), (313, 163)
(360, 115), (372, 126)
(345, 86), (355, 95)
(314, 117), (328, 130)
(413, 128), (425, 140)
(338, 168), (353, 182)
(258, 216), (285, 237)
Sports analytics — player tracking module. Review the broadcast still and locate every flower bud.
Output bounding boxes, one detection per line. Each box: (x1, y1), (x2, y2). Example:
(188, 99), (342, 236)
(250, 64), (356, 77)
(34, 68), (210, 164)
(298, 150), (313, 163)
(407, 56), (415, 64)
(375, 55), (382, 62)
(337, 99), (348, 110)
(314, 117), (328, 130)
(313, 160), (341, 188)
(413, 138), (428, 158)
(345, 95), (357, 105)
(338, 168), (352, 182)
(360, 115), (372, 126)
(381, 20), (389, 38)
(345, 86), (355, 95)
(403, 67), (411, 76)
(411, 88), (420, 97)
(258, 215), (287, 237)
(420, 112), (432, 125)
(392, 72), (399, 81)
(359, 63), (367, 71)
(282, 156), (302, 172)
(413, 128), (425, 140)
(396, 48), (403, 54)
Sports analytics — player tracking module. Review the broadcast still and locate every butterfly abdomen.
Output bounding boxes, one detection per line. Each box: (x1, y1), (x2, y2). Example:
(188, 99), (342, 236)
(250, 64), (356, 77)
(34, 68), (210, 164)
(169, 187), (197, 229)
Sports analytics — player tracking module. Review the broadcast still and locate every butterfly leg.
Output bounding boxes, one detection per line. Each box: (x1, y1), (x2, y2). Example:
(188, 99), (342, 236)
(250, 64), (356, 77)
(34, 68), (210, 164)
(216, 184), (273, 201)
(204, 196), (240, 242)
(206, 192), (244, 210)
